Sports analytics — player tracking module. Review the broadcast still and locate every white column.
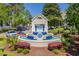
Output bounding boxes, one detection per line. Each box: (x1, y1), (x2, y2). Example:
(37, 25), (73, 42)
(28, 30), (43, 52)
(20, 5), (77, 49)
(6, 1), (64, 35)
(32, 23), (35, 32)
(45, 24), (48, 32)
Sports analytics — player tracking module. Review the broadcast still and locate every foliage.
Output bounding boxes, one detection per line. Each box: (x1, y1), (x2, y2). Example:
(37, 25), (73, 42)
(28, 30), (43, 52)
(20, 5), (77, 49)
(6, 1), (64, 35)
(0, 38), (7, 47)
(70, 26), (78, 34)
(0, 4), (8, 26)
(48, 27), (64, 34)
(0, 38), (5, 41)
(63, 47), (68, 51)
(0, 3), (31, 27)
(57, 27), (64, 33)
(16, 48), (29, 54)
(66, 4), (79, 34)
(61, 37), (71, 46)
(51, 48), (66, 54)
(1, 28), (16, 32)
(42, 3), (63, 27)
(48, 42), (62, 51)
(61, 37), (73, 52)
(22, 49), (29, 54)
(6, 35), (18, 48)
(52, 49), (61, 54)
(10, 36), (18, 46)
(0, 48), (4, 52)
(63, 30), (70, 37)
(16, 48), (23, 53)
(0, 37), (16, 56)
(60, 48), (66, 52)
(48, 29), (58, 35)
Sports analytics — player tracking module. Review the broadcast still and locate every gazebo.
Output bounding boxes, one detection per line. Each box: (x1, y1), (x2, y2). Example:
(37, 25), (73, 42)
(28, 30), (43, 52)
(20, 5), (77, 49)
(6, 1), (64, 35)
(32, 14), (48, 32)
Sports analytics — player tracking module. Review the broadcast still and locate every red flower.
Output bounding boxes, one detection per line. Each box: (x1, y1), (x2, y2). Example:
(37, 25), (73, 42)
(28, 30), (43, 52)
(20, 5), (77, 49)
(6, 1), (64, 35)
(48, 42), (62, 50)
(15, 42), (30, 49)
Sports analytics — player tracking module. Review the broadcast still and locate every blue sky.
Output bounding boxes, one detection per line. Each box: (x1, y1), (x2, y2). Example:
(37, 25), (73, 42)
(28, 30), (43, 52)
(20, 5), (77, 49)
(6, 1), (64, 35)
(24, 3), (69, 17)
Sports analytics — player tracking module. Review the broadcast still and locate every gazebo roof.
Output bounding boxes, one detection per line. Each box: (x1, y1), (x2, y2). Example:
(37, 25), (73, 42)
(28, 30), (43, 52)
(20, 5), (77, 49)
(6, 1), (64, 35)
(32, 13), (48, 21)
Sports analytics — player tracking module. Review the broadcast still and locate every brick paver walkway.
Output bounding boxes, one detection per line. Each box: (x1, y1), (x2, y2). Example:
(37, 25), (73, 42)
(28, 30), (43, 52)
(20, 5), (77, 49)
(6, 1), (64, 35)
(26, 47), (56, 56)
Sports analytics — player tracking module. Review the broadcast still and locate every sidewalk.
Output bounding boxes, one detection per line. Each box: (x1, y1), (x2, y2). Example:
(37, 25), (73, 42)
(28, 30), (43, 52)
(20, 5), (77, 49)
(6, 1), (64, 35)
(26, 47), (58, 56)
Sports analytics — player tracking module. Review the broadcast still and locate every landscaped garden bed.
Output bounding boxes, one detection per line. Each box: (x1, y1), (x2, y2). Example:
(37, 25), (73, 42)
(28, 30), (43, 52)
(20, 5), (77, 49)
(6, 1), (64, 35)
(48, 42), (63, 51)
(14, 42), (30, 54)
(0, 34), (30, 56)
(1, 3), (79, 56)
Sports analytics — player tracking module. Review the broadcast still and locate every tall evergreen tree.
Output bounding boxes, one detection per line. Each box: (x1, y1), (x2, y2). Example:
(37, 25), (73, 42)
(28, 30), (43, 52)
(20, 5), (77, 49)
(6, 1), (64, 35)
(42, 3), (63, 28)
(66, 3), (79, 34)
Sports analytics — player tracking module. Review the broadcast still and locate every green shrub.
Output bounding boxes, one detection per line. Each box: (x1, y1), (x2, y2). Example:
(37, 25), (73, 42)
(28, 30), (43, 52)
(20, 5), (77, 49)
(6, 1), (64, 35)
(63, 30), (70, 37)
(63, 47), (68, 51)
(48, 27), (64, 35)
(16, 48), (23, 53)
(60, 48), (66, 52)
(52, 49), (61, 54)
(0, 48), (4, 52)
(61, 37), (71, 46)
(10, 28), (16, 30)
(48, 29), (58, 35)
(1, 28), (10, 32)
(3, 54), (7, 56)
(22, 49), (29, 54)
(0, 38), (4, 41)
(70, 27), (78, 34)
(1, 28), (16, 32)
(52, 29), (58, 35)
(10, 35), (18, 46)
(16, 48), (30, 54)
(57, 27), (64, 33)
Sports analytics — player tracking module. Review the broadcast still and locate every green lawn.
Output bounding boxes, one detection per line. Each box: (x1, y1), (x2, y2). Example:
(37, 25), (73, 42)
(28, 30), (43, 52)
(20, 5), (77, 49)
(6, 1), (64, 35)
(0, 38), (7, 48)
(0, 50), (16, 56)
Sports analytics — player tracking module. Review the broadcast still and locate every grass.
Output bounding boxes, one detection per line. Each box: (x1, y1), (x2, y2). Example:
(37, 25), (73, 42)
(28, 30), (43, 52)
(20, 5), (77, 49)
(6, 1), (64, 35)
(0, 50), (16, 56)
(0, 38), (7, 48)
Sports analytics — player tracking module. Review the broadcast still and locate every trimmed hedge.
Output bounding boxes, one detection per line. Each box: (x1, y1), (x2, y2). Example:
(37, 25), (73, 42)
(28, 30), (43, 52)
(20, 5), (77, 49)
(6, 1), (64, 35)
(17, 48), (23, 53)
(48, 29), (58, 35)
(52, 49), (61, 54)
(22, 49), (29, 54)
(48, 27), (64, 35)
(15, 42), (30, 49)
(48, 42), (62, 51)
(16, 48), (29, 54)
(1, 28), (16, 32)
